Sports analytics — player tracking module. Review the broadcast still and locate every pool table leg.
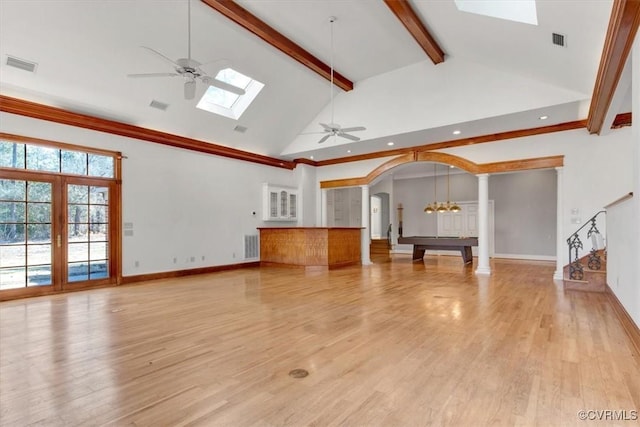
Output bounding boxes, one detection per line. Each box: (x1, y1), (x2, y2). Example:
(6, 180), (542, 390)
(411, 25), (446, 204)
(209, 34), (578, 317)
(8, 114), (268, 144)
(412, 246), (426, 261)
(461, 246), (473, 264)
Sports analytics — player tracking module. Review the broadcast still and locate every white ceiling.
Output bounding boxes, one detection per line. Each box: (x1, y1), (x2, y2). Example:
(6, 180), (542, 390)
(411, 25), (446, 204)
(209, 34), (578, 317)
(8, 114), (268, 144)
(0, 0), (629, 163)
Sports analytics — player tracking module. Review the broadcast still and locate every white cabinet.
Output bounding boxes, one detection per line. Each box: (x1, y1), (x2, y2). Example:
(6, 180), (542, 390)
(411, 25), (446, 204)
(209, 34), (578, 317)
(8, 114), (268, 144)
(263, 184), (298, 221)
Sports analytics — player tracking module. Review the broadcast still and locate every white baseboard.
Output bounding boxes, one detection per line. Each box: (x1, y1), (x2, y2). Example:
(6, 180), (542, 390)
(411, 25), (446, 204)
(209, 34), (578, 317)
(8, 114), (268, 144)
(392, 250), (556, 262)
(493, 253), (556, 261)
(391, 249), (413, 255)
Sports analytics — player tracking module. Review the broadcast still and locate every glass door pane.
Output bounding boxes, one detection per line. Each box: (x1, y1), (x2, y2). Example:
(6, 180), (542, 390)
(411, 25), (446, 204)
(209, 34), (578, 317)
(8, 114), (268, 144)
(66, 184), (109, 283)
(0, 178), (53, 290)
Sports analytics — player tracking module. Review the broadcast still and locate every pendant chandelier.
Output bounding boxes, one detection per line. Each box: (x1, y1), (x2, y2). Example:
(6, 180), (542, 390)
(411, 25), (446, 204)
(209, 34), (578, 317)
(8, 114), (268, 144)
(424, 163), (461, 214)
(445, 166), (461, 213)
(424, 163), (437, 214)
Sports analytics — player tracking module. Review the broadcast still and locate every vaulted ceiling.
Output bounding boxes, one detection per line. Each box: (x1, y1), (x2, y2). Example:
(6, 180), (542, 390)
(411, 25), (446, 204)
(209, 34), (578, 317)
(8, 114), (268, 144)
(0, 0), (634, 166)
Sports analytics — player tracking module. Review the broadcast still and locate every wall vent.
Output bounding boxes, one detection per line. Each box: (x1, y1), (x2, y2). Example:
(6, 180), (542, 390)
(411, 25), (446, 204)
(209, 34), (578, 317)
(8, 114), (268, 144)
(149, 100), (169, 111)
(244, 235), (259, 259)
(6, 55), (37, 72)
(234, 125), (248, 133)
(552, 33), (566, 47)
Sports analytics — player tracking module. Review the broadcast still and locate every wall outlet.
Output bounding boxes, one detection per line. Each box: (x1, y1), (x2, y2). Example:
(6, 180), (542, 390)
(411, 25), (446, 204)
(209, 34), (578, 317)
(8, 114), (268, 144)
(190, 256), (195, 262)
(201, 256), (205, 261)
(134, 260), (139, 268)
(232, 252), (236, 258)
(173, 257), (177, 264)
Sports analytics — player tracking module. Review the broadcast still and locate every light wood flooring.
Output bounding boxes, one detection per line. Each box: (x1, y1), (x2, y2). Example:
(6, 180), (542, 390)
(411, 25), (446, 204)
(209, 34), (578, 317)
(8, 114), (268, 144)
(1, 255), (639, 426)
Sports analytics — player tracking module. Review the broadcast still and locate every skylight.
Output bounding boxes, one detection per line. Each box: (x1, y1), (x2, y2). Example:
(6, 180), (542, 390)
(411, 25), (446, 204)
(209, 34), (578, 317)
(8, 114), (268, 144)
(197, 68), (264, 120)
(454, 0), (538, 25)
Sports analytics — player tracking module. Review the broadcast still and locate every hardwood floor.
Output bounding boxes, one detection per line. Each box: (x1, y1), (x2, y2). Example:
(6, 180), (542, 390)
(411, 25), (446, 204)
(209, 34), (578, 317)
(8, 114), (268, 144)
(1, 256), (639, 426)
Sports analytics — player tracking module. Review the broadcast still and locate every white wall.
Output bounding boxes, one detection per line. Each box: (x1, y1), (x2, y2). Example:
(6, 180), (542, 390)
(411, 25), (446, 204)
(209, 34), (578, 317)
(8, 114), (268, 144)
(633, 32), (640, 331)
(316, 127), (633, 266)
(0, 112), (307, 277)
(606, 197), (638, 326)
(613, 35), (639, 327)
(392, 169), (556, 258)
(444, 127), (634, 266)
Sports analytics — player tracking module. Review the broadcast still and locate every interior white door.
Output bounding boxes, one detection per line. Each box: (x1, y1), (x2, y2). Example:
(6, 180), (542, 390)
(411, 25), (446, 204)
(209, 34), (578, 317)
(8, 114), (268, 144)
(370, 196), (382, 239)
(436, 202), (494, 257)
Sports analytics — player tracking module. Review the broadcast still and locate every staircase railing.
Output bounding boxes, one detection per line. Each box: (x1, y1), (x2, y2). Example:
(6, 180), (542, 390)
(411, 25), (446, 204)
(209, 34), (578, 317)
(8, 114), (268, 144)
(567, 210), (606, 280)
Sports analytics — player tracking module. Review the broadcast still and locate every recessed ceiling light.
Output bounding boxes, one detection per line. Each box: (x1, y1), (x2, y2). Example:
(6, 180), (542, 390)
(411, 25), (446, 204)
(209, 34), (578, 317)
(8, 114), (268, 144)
(539, 115), (548, 120)
(310, 155), (314, 159)
(347, 150), (351, 153)
(387, 142), (394, 146)
(452, 130), (461, 135)
(450, 165), (454, 168)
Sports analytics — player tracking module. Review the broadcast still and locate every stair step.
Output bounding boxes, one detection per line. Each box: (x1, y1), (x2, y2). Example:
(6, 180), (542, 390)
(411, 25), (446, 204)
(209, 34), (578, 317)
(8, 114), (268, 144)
(564, 278), (605, 292)
(370, 239), (390, 257)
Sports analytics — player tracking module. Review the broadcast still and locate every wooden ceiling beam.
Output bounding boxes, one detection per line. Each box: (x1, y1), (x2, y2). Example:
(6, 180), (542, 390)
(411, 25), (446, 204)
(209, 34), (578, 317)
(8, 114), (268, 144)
(587, 0), (640, 134)
(383, 0), (445, 64)
(0, 95), (296, 170)
(611, 111), (632, 128)
(200, 0), (353, 92)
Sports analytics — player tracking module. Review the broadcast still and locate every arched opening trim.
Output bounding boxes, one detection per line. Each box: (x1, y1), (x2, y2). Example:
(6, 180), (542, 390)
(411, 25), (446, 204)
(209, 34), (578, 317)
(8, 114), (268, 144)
(320, 151), (563, 189)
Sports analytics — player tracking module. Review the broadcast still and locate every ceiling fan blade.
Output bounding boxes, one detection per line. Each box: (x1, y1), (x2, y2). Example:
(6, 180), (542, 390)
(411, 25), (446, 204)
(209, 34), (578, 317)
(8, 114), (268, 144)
(140, 46), (180, 67)
(318, 134), (332, 144)
(127, 72), (179, 78)
(339, 133), (360, 142)
(319, 123), (334, 131)
(340, 126), (366, 133)
(201, 76), (246, 96)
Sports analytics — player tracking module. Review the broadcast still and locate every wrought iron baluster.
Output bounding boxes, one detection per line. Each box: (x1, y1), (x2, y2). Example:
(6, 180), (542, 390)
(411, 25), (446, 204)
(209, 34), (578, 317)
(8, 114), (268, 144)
(567, 234), (584, 280)
(566, 210), (605, 280)
(586, 216), (603, 270)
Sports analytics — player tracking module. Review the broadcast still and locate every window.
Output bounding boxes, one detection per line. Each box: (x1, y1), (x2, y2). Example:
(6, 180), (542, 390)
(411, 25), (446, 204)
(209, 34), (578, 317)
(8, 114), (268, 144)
(0, 140), (115, 178)
(454, 0), (538, 25)
(196, 68), (264, 120)
(0, 135), (121, 299)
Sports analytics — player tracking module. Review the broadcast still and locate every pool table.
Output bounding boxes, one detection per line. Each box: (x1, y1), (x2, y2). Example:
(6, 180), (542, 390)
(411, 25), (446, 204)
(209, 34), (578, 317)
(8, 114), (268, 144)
(397, 236), (479, 264)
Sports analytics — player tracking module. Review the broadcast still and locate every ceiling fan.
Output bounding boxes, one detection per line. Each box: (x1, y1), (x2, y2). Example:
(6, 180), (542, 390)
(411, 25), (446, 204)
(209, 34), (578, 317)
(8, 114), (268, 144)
(127, 0), (245, 100)
(308, 17), (366, 144)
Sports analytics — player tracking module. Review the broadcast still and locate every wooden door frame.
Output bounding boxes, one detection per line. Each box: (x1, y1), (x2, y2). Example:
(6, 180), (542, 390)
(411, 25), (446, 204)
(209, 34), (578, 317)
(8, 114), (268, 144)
(0, 169), (61, 299)
(0, 135), (122, 300)
(61, 176), (121, 292)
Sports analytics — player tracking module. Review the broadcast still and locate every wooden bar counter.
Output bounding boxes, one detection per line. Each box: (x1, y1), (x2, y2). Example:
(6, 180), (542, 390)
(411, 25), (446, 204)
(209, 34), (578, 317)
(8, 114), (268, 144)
(257, 227), (361, 270)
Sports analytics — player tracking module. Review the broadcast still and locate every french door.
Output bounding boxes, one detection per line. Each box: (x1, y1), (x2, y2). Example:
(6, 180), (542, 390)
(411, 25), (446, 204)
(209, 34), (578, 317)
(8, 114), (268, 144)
(0, 170), (119, 299)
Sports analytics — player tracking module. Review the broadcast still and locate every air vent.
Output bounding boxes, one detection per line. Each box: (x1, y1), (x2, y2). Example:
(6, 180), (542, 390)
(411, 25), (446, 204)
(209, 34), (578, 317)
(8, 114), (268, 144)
(234, 125), (248, 133)
(6, 55), (37, 72)
(552, 33), (566, 47)
(244, 235), (259, 259)
(149, 100), (169, 111)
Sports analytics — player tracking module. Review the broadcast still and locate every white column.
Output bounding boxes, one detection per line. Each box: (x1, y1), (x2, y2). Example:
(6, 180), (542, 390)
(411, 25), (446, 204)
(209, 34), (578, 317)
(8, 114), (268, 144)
(475, 173), (491, 275)
(320, 188), (328, 227)
(361, 185), (372, 265)
(553, 167), (565, 280)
